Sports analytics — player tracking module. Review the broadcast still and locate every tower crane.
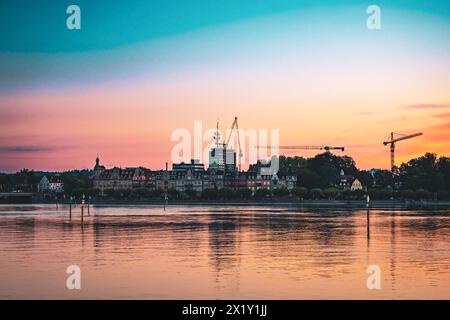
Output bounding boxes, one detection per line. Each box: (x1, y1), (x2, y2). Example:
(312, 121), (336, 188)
(257, 145), (345, 152)
(383, 132), (423, 173)
(225, 117), (243, 171)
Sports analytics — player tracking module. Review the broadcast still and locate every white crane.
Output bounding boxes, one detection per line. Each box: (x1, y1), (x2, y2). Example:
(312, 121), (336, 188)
(225, 117), (243, 171)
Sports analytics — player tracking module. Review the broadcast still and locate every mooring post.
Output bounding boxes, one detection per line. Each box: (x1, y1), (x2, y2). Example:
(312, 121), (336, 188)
(366, 193), (370, 240)
(81, 205), (84, 223)
(164, 192), (168, 211)
(88, 196), (90, 215)
(69, 197), (72, 219)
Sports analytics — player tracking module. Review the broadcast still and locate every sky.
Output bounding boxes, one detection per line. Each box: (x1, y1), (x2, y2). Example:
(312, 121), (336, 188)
(0, 1), (449, 172)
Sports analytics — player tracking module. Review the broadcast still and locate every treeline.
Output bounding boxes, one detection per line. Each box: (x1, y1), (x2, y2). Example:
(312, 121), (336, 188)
(1, 152), (450, 201)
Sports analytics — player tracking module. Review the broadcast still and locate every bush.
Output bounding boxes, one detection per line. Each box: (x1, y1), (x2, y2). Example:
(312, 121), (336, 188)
(237, 188), (252, 199)
(273, 187), (289, 197)
(167, 188), (180, 200)
(437, 190), (449, 200)
(184, 189), (198, 200)
(254, 189), (271, 199)
(323, 187), (339, 199)
(201, 188), (218, 200)
(399, 189), (415, 200)
(152, 189), (164, 198)
(368, 188), (392, 200)
(219, 188), (236, 200)
(133, 188), (150, 198)
(415, 188), (430, 200)
(293, 187), (308, 199)
(310, 188), (324, 199)
(120, 189), (132, 199)
(341, 189), (354, 200)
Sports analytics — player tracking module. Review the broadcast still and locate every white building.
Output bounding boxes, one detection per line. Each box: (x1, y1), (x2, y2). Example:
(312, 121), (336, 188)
(38, 175), (64, 193)
(351, 178), (364, 191)
(208, 146), (235, 171)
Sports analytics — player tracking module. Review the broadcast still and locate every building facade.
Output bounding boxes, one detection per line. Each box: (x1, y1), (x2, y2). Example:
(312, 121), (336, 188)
(38, 175), (64, 193)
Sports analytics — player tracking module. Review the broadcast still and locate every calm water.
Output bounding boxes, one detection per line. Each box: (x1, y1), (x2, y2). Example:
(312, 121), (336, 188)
(0, 204), (449, 299)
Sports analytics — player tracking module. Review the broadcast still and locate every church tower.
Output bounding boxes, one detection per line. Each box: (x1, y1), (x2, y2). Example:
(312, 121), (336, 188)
(93, 155), (105, 176)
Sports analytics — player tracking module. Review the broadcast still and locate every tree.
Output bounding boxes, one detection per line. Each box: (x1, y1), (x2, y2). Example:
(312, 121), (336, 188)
(415, 188), (431, 200)
(372, 170), (393, 189)
(398, 153), (444, 192)
(201, 188), (218, 200)
(307, 153), (357, 188)
(356, 170), (374, 189)
(167, 188), (180, 200)
(369, 188), (391, 200)
(254, 189), (271, 199)
(237, 188), (252, 199)
(323, 187), (339, 199)
(133, 188), (150, 199)
(273, 187), (289, 197)
(87, 188), (100, 198)
(219, 188), (236, 200)
(310, 188), (324, 199)
(293, 187), (308, 199)
(438, 157), (450, 190)
(152, 189), (164, 198)
(399, 189), (415, 200)
(184, 188), (198, 200)
(296, 168), (320, 189)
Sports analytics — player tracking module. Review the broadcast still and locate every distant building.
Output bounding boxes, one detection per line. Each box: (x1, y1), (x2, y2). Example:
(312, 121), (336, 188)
(38, 175), (64, 193)
(247, 170), (272, 193)
(37, 176), (50, 192)
(203, 169), (224, 190)
(351, 178), (364, 191)
(174, 169), (203, 193)
(338, 169), (353, 190)
(209, 146), (236, 172)
(173, 159), (204, 172)
(171, 160), (205, 193)
(93, 167), (143, 193)
(93, 156), (106, 177)
(338, 169), (364, 191)
(274, 174), (297, 191)
(155, 163), (176, 191)
(208, 124), (237, 172)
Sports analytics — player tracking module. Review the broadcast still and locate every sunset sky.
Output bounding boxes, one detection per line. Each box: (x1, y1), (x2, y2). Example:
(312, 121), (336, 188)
(1, 1), (449, 172)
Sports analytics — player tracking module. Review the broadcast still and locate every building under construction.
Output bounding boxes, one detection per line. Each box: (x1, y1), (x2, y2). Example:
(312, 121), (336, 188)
(208, 118), (242, 172)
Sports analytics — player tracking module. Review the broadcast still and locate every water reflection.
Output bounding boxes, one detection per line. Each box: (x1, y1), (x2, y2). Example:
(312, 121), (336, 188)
(0, 205), (449, 299)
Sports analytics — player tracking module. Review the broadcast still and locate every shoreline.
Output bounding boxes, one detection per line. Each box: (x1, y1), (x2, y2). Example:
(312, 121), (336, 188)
(18, 199), (450, 209)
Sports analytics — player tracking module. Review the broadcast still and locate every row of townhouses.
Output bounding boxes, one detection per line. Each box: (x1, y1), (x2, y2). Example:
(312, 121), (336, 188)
(35, 156), (364, 195)
(91, 157), (299, 194)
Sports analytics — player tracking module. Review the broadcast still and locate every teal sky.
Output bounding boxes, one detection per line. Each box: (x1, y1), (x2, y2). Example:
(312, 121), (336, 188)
(0, 1), (449, 172)
(1, 0), (449, 52)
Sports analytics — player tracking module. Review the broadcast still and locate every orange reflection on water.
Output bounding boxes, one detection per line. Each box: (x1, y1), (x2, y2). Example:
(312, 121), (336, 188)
(0, 205), (449, 299)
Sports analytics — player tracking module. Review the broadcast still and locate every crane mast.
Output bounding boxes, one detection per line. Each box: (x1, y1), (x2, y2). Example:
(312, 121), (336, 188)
(225, 117), (243, 171)
(383, 132), (423, 173)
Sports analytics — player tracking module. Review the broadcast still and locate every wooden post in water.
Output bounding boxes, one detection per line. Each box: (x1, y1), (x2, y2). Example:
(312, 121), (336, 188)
(69, 198), (72, 219)
(87, 196), (90, 216)
(366, 193), (370, 240)
(164, 192), (168, 211)
(81, 205), (84, 223)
